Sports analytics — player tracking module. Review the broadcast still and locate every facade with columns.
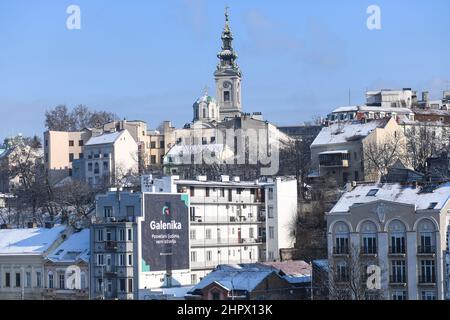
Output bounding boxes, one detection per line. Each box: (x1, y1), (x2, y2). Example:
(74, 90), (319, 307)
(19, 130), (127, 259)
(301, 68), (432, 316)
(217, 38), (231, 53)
(327, 182), (450, 300)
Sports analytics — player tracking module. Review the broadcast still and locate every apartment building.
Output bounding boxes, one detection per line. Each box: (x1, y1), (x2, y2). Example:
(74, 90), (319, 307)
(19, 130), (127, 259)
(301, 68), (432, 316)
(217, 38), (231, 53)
(310, 117), (406, 185)
(73, 130), (138, 187)
(90, 175), (297, 299)
(326, 182), (450, 300)
(153, 175), (298, 282)
(89, 191), (140, 300)
(43, 129), (99, 184)
(0, 224), (67, 300)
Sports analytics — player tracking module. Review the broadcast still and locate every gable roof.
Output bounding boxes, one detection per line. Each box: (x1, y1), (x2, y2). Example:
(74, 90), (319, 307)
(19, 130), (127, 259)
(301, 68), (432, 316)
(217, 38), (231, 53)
(311, 119), (389, 147)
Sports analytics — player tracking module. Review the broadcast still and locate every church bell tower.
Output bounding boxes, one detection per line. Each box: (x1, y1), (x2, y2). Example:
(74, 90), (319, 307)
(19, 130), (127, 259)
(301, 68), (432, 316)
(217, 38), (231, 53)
(215, 6), (242, 120)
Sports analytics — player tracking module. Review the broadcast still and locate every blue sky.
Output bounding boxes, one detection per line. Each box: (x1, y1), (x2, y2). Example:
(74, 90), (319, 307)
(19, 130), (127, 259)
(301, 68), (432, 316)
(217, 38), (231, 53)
(0, 0), (449, 139)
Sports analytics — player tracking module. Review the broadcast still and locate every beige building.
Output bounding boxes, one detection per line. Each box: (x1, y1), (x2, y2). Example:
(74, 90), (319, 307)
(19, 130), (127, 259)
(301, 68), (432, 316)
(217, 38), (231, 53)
(327, 183), (450, 300)
(310, 117), (407, 185)
(44, 129), (99, 184)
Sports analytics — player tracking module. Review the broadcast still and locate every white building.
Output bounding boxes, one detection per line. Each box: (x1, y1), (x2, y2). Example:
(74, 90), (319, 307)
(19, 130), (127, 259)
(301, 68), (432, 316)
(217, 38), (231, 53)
(0, 225), (67, 300)
(326, 182), (450, 300)
(149, 175), (298, 282)
(74, 129), (138, 187)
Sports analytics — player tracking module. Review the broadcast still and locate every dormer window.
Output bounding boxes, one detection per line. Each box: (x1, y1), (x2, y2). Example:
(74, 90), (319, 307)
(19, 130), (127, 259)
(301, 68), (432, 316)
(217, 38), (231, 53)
(367, 189), (379, 196)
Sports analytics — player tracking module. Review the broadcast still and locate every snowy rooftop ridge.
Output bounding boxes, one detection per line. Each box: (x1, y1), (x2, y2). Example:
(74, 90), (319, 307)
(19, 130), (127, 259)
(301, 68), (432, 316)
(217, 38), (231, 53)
(311, 119), (389, 147)
(0, 225), (66, 256)
(47, 229), (90, 263)
(330, 182), (450, 213)
(85, 130), (124, 146)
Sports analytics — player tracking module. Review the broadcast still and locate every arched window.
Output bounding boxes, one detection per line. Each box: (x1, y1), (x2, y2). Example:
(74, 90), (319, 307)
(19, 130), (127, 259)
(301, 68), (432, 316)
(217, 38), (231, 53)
(333, 222), (350, 254)
(388, 220), (406, 254)
(361, 221), (377, 254)
(94, 162), (99, 174)
(203, 108), (206, 119)
(417, 219), (436, 254)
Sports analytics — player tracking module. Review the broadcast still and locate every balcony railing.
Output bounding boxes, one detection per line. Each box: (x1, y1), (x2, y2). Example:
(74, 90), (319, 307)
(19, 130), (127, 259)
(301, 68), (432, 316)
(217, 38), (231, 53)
(389, 246), (406, 255)
(389, 275), (407, 285)
(360, 246), (377, 255)
(333, 246), (349, 255)
(105, 241), (118, 251)
(418, 274), (436, 284)
(190, 237), (263, 246)
(417, 245), (436, 254)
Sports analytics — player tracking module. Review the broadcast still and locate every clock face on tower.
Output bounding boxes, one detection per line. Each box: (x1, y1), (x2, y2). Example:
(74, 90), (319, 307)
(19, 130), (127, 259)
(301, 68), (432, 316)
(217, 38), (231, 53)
(223, 81), (231, 89)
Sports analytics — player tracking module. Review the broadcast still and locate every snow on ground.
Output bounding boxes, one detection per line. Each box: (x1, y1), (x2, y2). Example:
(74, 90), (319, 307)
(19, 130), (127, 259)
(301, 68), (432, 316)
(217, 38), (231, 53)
(0, 225), (66, 255)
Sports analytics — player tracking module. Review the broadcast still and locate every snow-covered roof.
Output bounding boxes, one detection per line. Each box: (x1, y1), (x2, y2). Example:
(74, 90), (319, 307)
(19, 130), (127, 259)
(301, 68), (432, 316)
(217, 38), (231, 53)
(47, 229), (90, 263)
(165, 144), (234, 165)
(189, 264), (276, 293)
(0, 225), (66, 256)
(319, 150), (349, 155)
(332, 106), (359, 113)
(311, 119), (388, 147)
(330, 183), (450, 213)
(85, 130), (124, 146)
(331, 105), (413, 114)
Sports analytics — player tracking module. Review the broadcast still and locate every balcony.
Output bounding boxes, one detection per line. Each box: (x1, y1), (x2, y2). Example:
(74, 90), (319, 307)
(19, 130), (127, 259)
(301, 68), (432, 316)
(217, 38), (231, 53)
(190, 237), (263, 247)
(389, 275), (407, 286)
(360, 246), (377, 257)
(388, 246), (406, 257)
(319, 151), (350, 168)
(417, 245), (436, 256)
(418, 274), (436, 285)
(333, 246), (349, 256)
(105, 241), (118, 251)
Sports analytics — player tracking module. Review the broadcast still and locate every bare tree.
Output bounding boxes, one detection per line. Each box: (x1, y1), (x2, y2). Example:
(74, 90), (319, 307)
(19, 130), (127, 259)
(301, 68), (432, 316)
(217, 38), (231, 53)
(363, 133), (408, 182)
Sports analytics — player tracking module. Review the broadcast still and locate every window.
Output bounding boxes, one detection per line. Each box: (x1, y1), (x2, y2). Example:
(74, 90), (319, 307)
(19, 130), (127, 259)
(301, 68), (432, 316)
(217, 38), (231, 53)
(224, 91), (230, 102)
(420, 260), (436, 283)
(15, 273), (21, 287)
(79, 153), (84, 159)
(69, 140), (74, 147)
(367, 189), (379, 196)
(119, 279), (126, 292)
(190, 229), (196, 240)
(418, 220), (435, 253)
(150, 141), (156, 149)
(127, 229), (132, 241)
(126, 206), (135, 217)
(36, 272), (42, 288)
(80, 272), (86, 289)
(361, 221), (377, 254)
(119, 254), (125, 266)
(421, 291), (436, 300)
(205, 229), (212, 240)
(103, 161), (108, 170)
(210, 137), (216, 143)
(334, 222), (350, 254)
(249, 227), (254, 239)
(268, 206), (274, 219)
(88, 163), (93, 172)
(237, 188), (242, 195)
(190, 187), (195, 197)
(97, 254), (104, 266)
(392, 291), (407, 300)
(388, 220), (406, 254)
(107, 279), (112, 293)
(428, 202), (438, 210)
(5, 272), (10, 288)
(97, 229), (104, 242)
(128, 279), (133, 293)
(69, 153), (74, 162)
(391, 260), (406, 283)
(151, 155), (156, 164)
(220, 188), (225, 197)
(106, 229), (112, 241)
(206, 250), (212, 262)
(104, 206), (112, 218)
(205, 187), (210, 197)
(191, 274), (197, 285)
(269, 226), (275, 239)
(202, 137), (207, 145)
(78, 140), (83, 146)
(97, 279), (103, 293)
(26, 272), (31, 288)
(160, 140), (164, 149)
(48, 272), (54, 289)
(119, 229), (125, 241)
(190, 207), (196, 222)
(268, 188), (274, 200)
(191, 251), (197, 262)
(128, 254), (133, 266)
(59, 274), (65, 289)
(94, 162), (99, 174)
(336, 262), (349, 282)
